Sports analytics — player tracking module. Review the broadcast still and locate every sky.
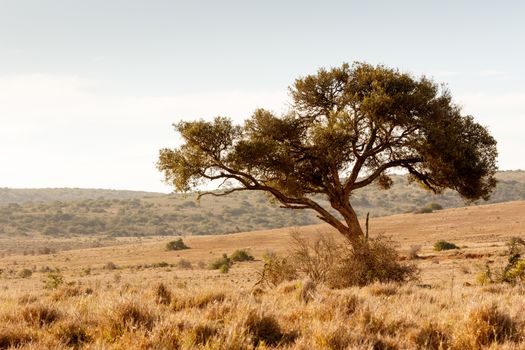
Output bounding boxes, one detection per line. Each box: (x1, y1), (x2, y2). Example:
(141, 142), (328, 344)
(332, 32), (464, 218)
(1, 0), (524, 192)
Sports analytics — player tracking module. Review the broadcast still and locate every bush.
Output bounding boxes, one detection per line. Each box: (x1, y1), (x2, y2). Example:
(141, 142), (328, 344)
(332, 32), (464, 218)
(415, 207), (433, 214)
(230, 249), (254, 262)
(106, 301), (155, 339)
(408, 245), (422, 260)
(153, 283), (172, 305)
(257, 233), (418, 288)
(428, 202), (443, 211)
(433, 240), (459, 251)
(256, 252), (298, 287)
(43, 273), (64, 290)
(244, 310), (285, 346)
(54, 319), (92, 347)
(104, 262), (118, 270)
(479, 237), (525, 285)
(21, 304), (61, 326)
(208, 254), (232, 270)
(176, 259), (192, 269)
(455, 304), (518, 348)
(18, 268), (32, 278)
(166, 238), (189, 251)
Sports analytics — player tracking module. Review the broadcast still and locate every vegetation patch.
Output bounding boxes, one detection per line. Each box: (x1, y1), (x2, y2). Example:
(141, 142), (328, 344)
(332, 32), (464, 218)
(230, 249), (254, 262)
(166, 238), (190, 251)
(433, 240), (459, 251)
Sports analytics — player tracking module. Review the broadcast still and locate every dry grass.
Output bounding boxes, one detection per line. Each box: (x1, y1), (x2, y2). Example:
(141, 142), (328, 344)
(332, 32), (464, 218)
(0, 201), (524, 348)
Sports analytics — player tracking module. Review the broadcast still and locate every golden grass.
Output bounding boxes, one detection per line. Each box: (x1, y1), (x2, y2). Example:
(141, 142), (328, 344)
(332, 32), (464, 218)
(0, 201), (524, 348)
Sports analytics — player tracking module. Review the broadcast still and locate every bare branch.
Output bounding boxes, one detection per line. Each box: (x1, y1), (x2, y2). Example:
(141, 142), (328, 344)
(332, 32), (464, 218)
(197, 187), (248, 200)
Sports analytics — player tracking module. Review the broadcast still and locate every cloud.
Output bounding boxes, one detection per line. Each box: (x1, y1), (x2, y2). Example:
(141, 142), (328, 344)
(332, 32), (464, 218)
(0, 74), (287, 191)
(0, 74), (523, 191)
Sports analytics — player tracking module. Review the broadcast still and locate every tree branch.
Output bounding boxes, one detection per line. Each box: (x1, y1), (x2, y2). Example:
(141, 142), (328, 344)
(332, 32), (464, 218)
(350, 157), (422, 190)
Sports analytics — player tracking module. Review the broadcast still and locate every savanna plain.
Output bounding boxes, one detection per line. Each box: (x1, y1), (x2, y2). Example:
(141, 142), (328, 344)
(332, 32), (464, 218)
(1, 199), (525, 349)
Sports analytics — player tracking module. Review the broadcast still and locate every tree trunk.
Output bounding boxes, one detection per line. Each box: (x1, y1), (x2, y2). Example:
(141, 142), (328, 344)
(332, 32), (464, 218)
(328, 199), (364, 245)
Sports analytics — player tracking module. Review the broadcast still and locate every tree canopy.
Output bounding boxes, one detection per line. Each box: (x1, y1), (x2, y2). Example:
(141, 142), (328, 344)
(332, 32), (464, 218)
(158, 62), (497, 243)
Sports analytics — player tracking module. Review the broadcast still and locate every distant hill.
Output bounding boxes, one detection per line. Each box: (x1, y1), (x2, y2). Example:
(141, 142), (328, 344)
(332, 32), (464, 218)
(1, 170), (524, 237)
(0, 188), (163, 204)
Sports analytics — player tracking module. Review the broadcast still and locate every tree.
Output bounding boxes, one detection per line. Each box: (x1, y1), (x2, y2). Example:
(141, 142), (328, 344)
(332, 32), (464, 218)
(157, 62), (497, 245)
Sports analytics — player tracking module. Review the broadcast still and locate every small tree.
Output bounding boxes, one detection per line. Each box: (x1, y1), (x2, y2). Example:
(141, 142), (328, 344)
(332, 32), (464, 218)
(166, 238), (189, 251)
(158, 63), (497, 247)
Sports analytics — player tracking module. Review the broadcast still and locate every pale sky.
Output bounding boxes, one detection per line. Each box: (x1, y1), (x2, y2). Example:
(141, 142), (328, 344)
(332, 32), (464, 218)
(1, 0), (524, 192)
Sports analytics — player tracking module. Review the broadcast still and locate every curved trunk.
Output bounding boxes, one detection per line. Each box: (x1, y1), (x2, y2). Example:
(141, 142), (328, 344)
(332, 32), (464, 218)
(327, 200), (364, 245)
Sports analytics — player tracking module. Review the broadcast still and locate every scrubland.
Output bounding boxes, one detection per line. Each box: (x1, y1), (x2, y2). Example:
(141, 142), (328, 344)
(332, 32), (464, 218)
(1, 201), (525, 349)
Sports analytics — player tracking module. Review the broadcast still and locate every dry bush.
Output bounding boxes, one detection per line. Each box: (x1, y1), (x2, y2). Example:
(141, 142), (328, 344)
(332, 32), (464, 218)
(18, 294), (38, 304)
(53, 319), (92, 347)
(244, 310), (292, 347)
(153, 283), (172, 305)
(262, 232), (418, 289)
(0, 327), (33, 349)
(298, 279), (316, 303)
(21, 304), (61, 327)
(408, 245), (422, 260)
(148, 322), (182, 350)
(187, 323), (217, 346)
(51, 285), (84, 301)
(105, 300), (155, 340)
(256, 252), (298, 287)
(412, 322), (450, 350)
(314, 325), (353, 349)
(454, 304), (518, 349)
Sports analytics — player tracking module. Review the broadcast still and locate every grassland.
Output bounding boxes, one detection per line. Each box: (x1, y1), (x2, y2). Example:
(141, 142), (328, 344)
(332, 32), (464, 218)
(1, 201), (525, 348)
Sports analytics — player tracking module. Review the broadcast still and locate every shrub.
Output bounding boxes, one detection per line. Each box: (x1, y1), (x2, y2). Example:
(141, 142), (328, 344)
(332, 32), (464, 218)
(153, 283), (172, 305)
(188, 324), (217, 345)
(166, 238), (189, 251)
(219, 264), (229, 274)
(455, 304), (518, 348)
(415, 207), (433, 214)
(245, 310), (285, 346)
(21, 304), (61, 327)
(428, 202), (443, 211)
(54, 319), (92, 347)
(18, 268), (32, 278)
(0, 327), (32, 349)
(433, 240), (459, 251)
(230, 249), (254, 262)
(177, 259), (192, 269)
(256, 252), (298, 287)
(208, 254), (232, 270)
(104, 262), (118, 270)
(412, 323), (449, 350)
(106, 301), (155, 339)
(43, 272), (64, 290)
(289, 233), (419, 288)
(408, 245), (422, 260)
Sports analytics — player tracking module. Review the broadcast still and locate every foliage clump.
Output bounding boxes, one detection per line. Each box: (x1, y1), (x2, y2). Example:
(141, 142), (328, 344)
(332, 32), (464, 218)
(433, 240), (459, 251)
(477, 237), (525, 285)
(166, 238), (189, 251)
(230, 249), (254, 262)
(208, 254), (232, 272)
(257, 233), (418, 288)
(455, 304), (518, 348)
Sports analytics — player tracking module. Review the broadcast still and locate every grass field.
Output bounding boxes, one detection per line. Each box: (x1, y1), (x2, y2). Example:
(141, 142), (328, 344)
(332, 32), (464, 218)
(1, 201), (525, 349)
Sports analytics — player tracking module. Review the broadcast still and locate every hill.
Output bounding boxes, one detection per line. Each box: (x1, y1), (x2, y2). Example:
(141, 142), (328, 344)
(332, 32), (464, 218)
(0, 188), (162, 204)
(0, 170), (524, 237)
